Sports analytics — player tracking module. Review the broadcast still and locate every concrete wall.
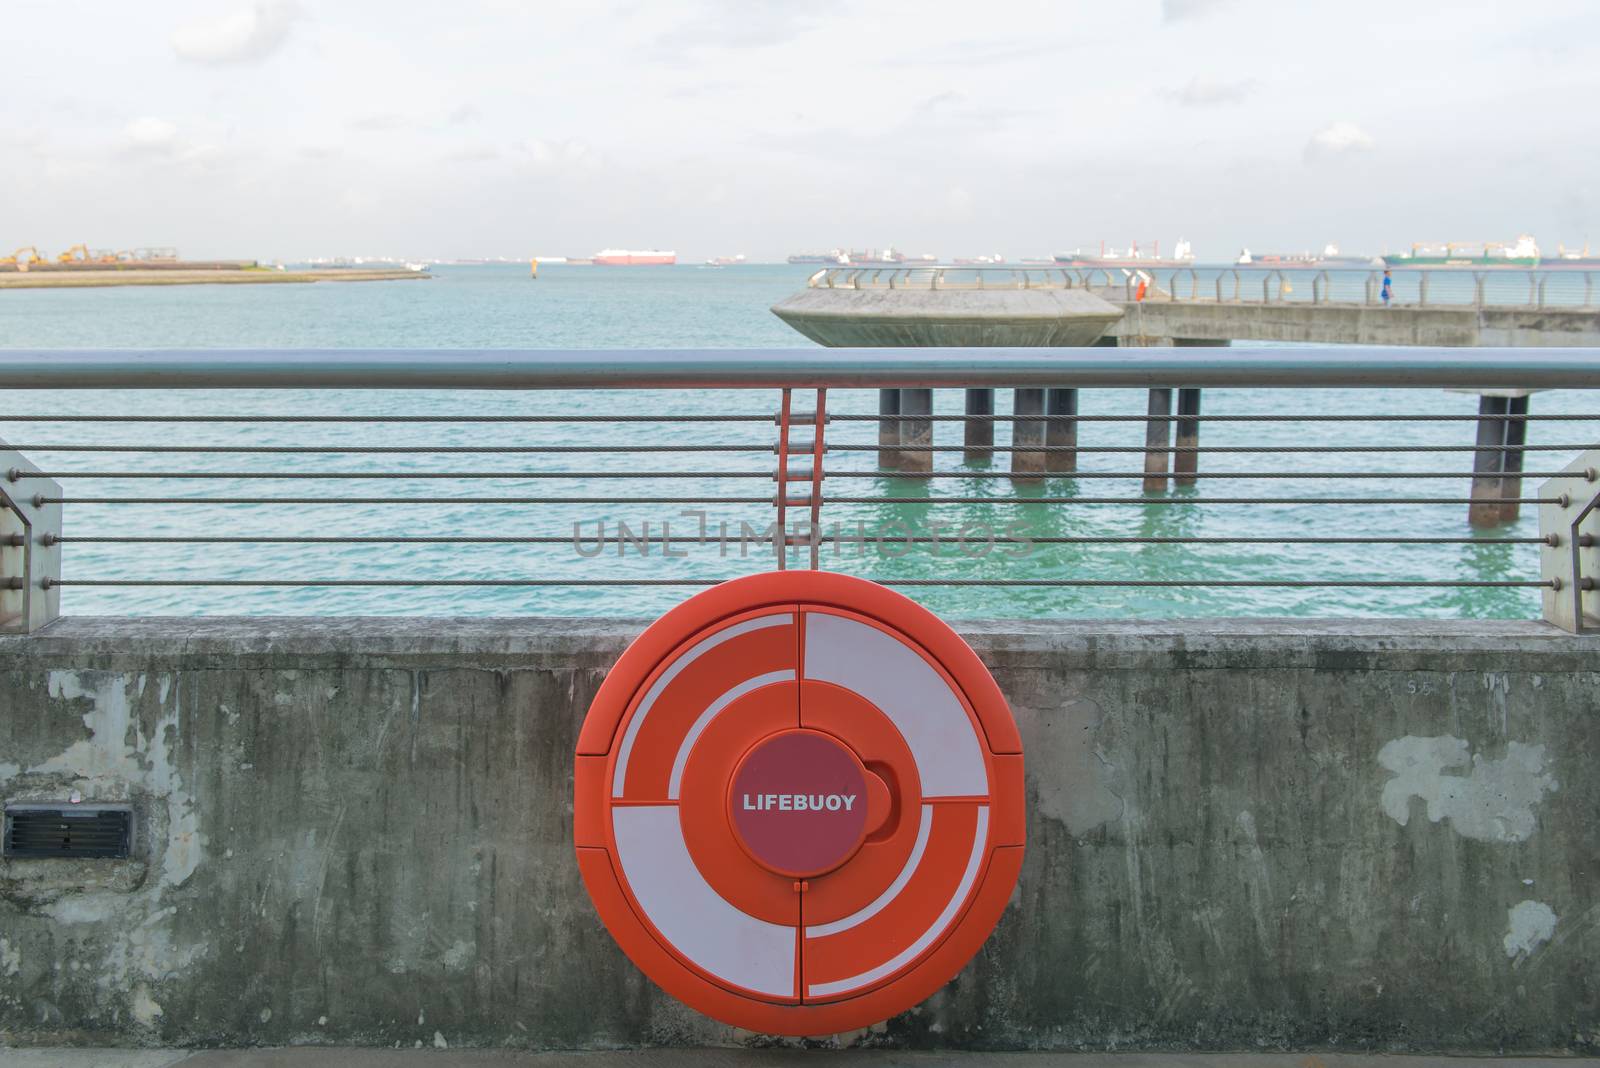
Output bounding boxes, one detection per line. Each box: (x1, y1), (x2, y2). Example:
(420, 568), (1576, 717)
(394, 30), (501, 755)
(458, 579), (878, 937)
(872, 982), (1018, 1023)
(2, 617), (1598, 1052)
(1106, 301), (1600, 346)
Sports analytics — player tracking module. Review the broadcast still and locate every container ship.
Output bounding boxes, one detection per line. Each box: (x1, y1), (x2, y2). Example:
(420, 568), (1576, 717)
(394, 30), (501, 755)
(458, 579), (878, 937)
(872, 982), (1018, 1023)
(592, 249), (676, 266)
(1235, 243), (1376, 268)
(1382, 235), (1539, 269)
(1054, 239), (1195, 269)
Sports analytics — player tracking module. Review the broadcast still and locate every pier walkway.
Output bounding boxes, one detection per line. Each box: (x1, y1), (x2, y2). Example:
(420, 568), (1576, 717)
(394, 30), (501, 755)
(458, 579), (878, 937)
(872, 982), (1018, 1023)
(781, 264), (1600, 348)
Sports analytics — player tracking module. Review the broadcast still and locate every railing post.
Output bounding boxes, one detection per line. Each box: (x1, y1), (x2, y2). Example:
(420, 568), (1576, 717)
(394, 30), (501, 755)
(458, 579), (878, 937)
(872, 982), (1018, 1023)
(1, 439), (62, 634)
(1418, 271), (1430, 307)
(1366, 271), (1377, 305)
(1474, 272), (1486, 309)
(1539, 451), (1600, 633)
(1538, 274), (1548, 309)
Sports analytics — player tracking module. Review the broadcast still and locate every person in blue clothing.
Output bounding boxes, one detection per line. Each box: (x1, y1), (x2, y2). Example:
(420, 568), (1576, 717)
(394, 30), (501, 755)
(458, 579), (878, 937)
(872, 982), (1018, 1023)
(1381, 268), (1393, 306)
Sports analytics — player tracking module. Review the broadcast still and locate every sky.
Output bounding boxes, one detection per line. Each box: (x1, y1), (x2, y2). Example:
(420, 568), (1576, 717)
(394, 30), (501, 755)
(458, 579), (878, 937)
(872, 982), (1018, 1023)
(3, 0), (1597, 262)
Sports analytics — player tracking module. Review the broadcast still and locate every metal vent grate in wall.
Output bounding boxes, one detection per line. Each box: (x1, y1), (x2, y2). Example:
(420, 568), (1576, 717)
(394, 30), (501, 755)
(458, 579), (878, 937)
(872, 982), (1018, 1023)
(3, 805), (132, 859)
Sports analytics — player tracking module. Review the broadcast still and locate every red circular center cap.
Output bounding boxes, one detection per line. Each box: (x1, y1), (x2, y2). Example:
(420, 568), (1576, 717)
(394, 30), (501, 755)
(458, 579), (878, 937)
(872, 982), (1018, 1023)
(729, 729), (869, 878)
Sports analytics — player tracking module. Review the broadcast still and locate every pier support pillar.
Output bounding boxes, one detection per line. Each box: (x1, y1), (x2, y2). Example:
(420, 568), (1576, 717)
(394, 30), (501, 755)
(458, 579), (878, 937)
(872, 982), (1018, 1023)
(1011, 388), (1046, 480)
(1143, 388), (1174, 492)
(964, 388), (994, 462)
(899, 388), (934, 474)
(1174, 387), (1202, 486)
(1470, 393), (1531, 527)
(1045, 388), (1078, 473)
(878, 388), (902, 470)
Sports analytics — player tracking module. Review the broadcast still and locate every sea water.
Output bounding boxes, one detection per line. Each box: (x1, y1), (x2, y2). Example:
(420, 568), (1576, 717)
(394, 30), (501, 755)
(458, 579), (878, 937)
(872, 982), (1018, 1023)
(1, 263), (1594, 619)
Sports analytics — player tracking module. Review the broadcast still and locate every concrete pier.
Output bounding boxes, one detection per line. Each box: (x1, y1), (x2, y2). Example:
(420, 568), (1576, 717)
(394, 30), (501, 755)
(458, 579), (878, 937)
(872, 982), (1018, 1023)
(1045, 387), (1078, 473)
(963, 388), (994, 460)
(1470, 393), (1533, 526)
(1174, 387), (1202, 485)
(898, 387), (934, 472)
(1010, 388), (1046, 478)
(1142, 388), (1173, 490)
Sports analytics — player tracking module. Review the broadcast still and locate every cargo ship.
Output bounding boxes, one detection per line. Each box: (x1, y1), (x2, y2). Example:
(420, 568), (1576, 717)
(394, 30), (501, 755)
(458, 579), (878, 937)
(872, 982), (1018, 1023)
(1235, 244), (1377, 268)
(1543, 243), (1600, 269)
(788, 249), (849, 265)
(1382, 235), (1539, 269)
(592, 249), (676, 266)
(844, 248), (906, 265)
(1054, 239), (1195, 269)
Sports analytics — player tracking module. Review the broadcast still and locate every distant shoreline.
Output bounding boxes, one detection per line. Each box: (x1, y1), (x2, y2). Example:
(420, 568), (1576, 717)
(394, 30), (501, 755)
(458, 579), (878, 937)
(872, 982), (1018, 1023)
(0, 268), (429, 289)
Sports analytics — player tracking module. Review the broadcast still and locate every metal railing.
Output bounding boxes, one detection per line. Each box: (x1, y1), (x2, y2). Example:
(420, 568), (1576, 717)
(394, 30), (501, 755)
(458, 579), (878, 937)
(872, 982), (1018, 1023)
(0, 348), (1596, 633)
(808, 264), (1600, 309)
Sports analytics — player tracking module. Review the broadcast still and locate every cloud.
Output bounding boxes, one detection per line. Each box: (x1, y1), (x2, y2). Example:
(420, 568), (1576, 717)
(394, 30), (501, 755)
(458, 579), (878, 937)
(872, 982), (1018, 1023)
(172, 1), (298, 64)
(1304, 120), (1375, 161)
(1164, 76), (1256, 106)
(347, 113), (410, 133)
(118, 117), (225, 167)
(444, 145), (501, 163)
(1162, 0), (1231, 20)
(520, 138), (600, 172)
(651, 0), (840, 59)
(122, 117), (180, 153)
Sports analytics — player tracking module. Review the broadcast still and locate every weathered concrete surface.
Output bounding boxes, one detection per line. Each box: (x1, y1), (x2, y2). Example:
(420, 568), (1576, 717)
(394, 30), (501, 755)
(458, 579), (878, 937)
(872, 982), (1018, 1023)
(1107, 300), (1600, 346)
(10, 1052), (1600, 1067)
(771, 288), (1123, 347)
(2, 617), (1599, 1052)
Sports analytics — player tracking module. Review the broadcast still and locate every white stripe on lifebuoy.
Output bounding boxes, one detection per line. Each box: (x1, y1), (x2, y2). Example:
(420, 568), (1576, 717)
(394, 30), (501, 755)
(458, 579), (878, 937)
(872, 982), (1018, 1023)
(804, 806), (989, 1000)
(667, 669), (796, 799)
(613, 805), (798, 998)
(804, 804), (934, 938)
(612, 613), (792, 796)
(802, 613), (988, 797)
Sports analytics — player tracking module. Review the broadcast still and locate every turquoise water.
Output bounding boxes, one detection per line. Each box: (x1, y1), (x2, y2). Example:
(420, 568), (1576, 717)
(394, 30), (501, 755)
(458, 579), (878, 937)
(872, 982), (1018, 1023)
(1, 264), (1595, 619)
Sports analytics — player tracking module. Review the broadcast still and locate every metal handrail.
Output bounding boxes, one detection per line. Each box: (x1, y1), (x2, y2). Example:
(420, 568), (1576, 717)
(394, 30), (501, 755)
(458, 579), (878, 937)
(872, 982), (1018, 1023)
(1, 348), (1599, 389)
(0, 348), (1594, 632)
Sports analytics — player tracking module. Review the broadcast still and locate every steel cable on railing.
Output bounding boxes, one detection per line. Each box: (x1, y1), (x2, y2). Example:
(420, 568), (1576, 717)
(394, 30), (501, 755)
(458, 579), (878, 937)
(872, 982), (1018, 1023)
(42, 534), (1554, 545)
(10, 469), (1584, 480)
(41, 577), (1559, 589)
(33, 495), (1566, 506)
(2, 412), (1595, 422)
